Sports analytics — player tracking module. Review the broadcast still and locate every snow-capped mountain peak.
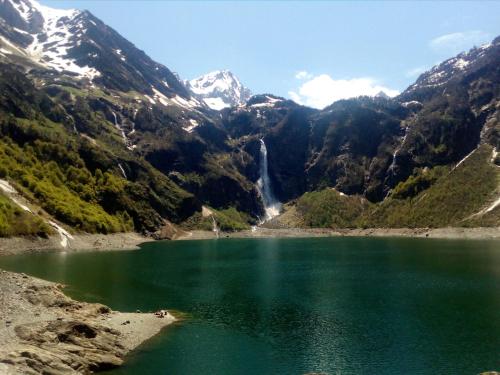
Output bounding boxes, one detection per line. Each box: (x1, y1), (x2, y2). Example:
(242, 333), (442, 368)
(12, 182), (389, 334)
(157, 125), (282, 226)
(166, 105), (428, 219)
(186, 70), (252, 110)
(1, 0), (98, 79)
(0, 0), (191, 101)
(17, 0), (78, 24)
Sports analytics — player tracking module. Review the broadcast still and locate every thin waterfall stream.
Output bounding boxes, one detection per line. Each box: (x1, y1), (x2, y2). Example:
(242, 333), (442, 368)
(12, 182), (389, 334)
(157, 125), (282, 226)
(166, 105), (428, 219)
(210, 215), (219, 238)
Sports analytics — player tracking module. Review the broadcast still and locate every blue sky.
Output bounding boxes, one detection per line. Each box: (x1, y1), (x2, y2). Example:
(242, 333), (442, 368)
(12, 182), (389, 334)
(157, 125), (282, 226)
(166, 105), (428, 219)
(42, 1), (500, 108)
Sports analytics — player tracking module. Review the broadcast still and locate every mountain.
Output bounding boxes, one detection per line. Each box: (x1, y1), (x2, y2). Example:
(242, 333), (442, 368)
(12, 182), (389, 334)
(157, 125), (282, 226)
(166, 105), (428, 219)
(0, 0), (212, 237)
(186, 70), (252, 110)
(0, 0), (196, 102)
(0, 0), (498, 239)
(0, 0), (265, 238)
(217, 38), (499, 227)
(404, 40), (498, 96)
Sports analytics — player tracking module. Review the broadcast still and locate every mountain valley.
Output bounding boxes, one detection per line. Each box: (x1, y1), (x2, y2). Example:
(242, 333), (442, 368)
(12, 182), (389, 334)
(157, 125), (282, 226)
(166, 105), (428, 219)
(0, 0), (498, 242)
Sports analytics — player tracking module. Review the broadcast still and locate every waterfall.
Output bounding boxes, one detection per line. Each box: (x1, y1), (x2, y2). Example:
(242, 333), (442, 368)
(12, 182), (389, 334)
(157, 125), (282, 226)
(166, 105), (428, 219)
(118, 163), (127, 179)
(48, 221), (74, 248)
(112, 111), (128, 144)
(210, 215), (219, 238)
(388, 130), (408, 175)
(256, 139), (281, 221)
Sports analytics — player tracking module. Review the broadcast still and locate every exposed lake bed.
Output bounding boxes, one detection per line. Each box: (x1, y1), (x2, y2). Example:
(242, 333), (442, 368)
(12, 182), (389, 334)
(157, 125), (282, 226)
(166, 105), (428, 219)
(0, 269), (175, 374)
(0, 237), (499, 374)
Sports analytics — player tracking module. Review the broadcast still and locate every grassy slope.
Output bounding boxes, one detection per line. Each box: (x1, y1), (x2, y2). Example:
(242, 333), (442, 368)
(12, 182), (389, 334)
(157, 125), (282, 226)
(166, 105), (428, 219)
(182, 207), (251, 232)
(282, 145), (499, 229)
(0, 113), (196, 236)
(371, 145), (498, 227)
(0, 193), (51, 237)
(0, 129), (133, 235)
(296, 189), (373, 228)
(0, 64), (200, 237)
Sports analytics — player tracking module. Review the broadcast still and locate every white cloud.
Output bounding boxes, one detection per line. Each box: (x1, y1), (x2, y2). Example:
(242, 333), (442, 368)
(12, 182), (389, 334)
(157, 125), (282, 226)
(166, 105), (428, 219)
(295, 70), (313, 80)
(429, 30), (491, 54)
(288, 74), (399, 109)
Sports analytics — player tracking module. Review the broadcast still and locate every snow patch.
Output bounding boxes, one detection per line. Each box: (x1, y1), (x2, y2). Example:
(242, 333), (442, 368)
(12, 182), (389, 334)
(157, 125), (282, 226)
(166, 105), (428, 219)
(0, 35), (27, 55)
(470, 195), (500, 219)
(8, 0), (102, 81)
(203, 97), (229, 110)
(483, 197), (500, 213)
(491, 148), (499, 164)
(0, 179), (76, 247)
(144, 95), (156, 105)
(13, 27), (29, 35)
(183, 119), (199, 133)
(453, 58), (469, 70)
(115, 49), (125, 61)
(171, 95), (199, 109)
(0, 179), (17, 194)
(250, 96), (283, 108)
(150, 86), (200, 109)
(0, 179), (32, 212)
(401, 100), (421, 107)
(452, 147), (478, 171)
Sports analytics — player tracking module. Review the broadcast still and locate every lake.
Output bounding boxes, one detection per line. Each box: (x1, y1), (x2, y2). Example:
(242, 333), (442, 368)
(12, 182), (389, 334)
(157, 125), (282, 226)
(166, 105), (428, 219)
(0, 237), (499, 374)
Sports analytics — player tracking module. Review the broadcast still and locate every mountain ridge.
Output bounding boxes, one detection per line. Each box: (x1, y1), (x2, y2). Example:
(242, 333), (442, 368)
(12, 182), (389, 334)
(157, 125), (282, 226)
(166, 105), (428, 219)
(0, 0), (194, 101)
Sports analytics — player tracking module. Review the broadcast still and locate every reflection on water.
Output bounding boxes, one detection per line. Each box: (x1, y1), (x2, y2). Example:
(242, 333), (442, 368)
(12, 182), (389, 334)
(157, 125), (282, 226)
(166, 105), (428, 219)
(0, 237), (499, 375)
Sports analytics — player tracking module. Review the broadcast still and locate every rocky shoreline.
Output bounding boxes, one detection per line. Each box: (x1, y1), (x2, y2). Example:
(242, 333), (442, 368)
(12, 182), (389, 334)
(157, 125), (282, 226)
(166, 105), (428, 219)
(0, 270), (175, 374)
(177, 226), (500, 241)
(0, 232), (148, 257)
(1, 227), (499, 257)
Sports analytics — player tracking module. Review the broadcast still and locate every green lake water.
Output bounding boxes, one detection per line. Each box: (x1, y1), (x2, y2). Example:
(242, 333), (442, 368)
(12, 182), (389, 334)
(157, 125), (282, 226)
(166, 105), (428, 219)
(0, 237), (499, 374)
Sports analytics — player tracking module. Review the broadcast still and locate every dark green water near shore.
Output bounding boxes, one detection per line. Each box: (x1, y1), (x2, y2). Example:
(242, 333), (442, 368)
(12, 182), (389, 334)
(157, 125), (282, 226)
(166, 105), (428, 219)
(1, 237), (499, 374)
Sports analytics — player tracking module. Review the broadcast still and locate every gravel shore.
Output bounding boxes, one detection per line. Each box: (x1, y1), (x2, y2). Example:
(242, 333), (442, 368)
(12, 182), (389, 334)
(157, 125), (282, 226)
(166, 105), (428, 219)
(1, 227), (498, 258)
(176, 227), (500, 241)
(0, 270), (175, 374)
(0, 232), (148, 257)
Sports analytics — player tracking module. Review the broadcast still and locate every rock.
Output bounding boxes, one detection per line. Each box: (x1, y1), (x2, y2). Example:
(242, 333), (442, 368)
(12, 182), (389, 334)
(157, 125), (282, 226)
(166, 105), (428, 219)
(154, 220), (189, 240)
(4, 319), (126, 373)
(0, 270), (175, 375)
(86, 352), (123, 371)
(97, 306), (111, 314)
